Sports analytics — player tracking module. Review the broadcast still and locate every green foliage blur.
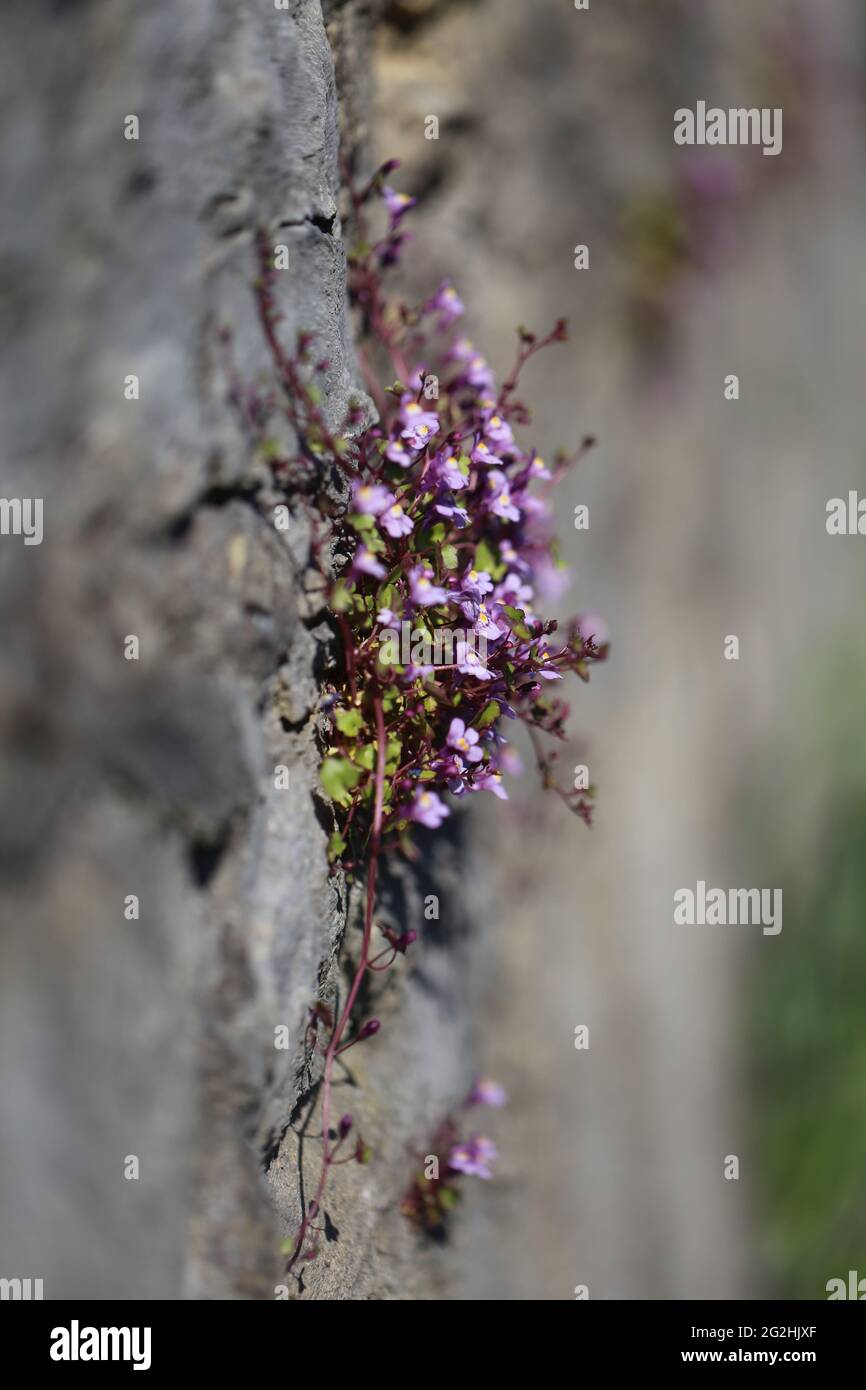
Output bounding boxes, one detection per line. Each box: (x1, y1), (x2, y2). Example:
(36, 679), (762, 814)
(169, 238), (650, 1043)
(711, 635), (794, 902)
(750, 637), (866, 1298)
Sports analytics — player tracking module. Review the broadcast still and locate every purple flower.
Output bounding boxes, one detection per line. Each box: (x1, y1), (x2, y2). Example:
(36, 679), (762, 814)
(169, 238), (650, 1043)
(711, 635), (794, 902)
(446, 341), (496, 392)
(576, 610), (609, 646)
(462, 567), (493, 600)
(405, 788), (450, 829)
(533, 554), (571, 601)
(533, 636), (563, 680)
(448, 1135), (497, 1179)
(446, 717), (483, 763)
(409, 565), (448, 607)
(377, 607), (396, 626)
(471, 439), (503, 468)
(455, 638), (494, 680)
(352, 481), (394, 516)
(499, 538), (530, 577)
(385, 436), (414, 467)
(467, 1078), (508, 1108)
(383, 185), (416, 223)
(352, 546), (386, 580)
(400, 400), (439, 450)
(465, 353), (496, 393)
(433, 494), (469, 527)
(428, 280), (465, 330)
(475, 769), (508, 799)
(380, 501), (414, 538)
(495, 571), (534, 609)
(497, 743), (523, 776)
(482, 411), (515, 450)
(473, 601), (504, 641)
(446, 337), (475, 364)
(485, 470), (521, 522)
(430, 452), (467, 491)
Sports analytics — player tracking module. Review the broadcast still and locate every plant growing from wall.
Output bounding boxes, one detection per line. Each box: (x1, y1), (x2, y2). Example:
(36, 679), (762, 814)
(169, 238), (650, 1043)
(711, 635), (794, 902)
(244, 163), (607, 1273)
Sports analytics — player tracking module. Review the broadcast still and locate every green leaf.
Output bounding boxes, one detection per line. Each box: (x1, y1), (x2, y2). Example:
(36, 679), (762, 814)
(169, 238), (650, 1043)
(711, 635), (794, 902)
(320, 756), (362, 806)
(329, 581), (352, 613)
(501, 603), (533, 640)
(327, 831), (347, 862)
(475, 700), (500, 729)
(356, 743), (376, 770)
(335, 707), (364, 737)
(441, 543), (459, 570)
(473, 538), (505, 579)
(348, 512), (375, 532)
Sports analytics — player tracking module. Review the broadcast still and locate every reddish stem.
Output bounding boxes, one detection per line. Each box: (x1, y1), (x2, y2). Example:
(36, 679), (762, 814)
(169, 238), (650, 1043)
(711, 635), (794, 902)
(287, 696), (386, 1270)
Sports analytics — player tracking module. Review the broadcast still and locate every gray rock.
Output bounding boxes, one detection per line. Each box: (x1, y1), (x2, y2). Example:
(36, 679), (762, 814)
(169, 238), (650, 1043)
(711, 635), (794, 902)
(0, 0), (476, 1301)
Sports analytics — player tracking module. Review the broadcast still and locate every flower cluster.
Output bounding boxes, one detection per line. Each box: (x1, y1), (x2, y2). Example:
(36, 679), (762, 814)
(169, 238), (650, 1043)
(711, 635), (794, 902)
(248, 161), (606, 1277)
(402, 1079), (508, 1234)
(317, 169), (607, 865)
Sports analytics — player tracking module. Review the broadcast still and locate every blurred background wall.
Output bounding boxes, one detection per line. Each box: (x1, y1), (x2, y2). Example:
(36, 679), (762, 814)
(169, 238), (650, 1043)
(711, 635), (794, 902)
(375, 0), (866, 1298)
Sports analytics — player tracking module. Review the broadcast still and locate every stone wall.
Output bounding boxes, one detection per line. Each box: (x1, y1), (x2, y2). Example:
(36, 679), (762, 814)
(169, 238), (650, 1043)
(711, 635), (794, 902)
(0, 0), (479, 1301)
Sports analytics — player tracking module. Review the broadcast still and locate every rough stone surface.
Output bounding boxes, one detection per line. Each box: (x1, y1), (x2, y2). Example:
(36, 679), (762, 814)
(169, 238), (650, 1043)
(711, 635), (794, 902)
(0, 0), (477, 1301)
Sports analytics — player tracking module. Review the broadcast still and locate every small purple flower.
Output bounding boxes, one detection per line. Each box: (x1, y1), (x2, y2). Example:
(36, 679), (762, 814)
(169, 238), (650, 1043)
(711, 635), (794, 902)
(533, 636), (563, 680)
(352, 546), (386, 580)
(485, 470), (521, 522)
(383, 185), (416, 223)
(495, 571), (534, 609)
(406, 788), (450, 829)
(377, 607), (396, 626)
(409, 565), (448, 607)
(533, 554), (571, 601)
(448, 1135), (497, 1179)
(434, 494), (469, 527)
(400, 400), (440, 451)
(471, 439), (503, 468)
(500, 538), (530, 577)
(352, 481), (394, 516)
(473, 601), (503, 641)
(475, 769), (508, 799)
(445, 337), (475, 364)
(482, 411), (515, 451)
(428, 280), (465, 330)
(446, 717), (484, 763)
(467, 1078), (508, 1108)
(462, 568), (494, 601)
(430, 452), (467, 491)
(497, 743), (523, 777)
(465, 353), (496, 393)
(455, 638), (494, 680)
(385, 436), (414, 467)
(492, 489), (522, 523)
(576, 610), (609, 646)
(380, 501), (414, 538)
